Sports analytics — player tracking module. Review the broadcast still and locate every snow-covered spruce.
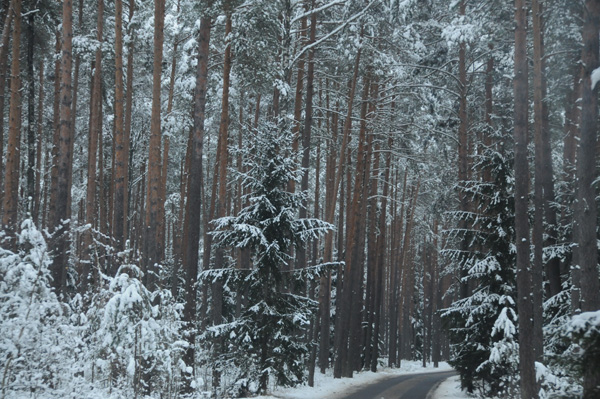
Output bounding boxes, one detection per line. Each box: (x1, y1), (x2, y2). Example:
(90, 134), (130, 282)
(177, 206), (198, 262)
(442, 138), (520, 397)
(208, 119), (333, 396)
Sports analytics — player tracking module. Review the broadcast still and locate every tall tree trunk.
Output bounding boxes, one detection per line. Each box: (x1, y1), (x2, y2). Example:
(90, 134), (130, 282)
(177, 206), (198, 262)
(2, 0), (21, 248)
(25, 13), (35, 215)
(398, 181), (419, 362)
(318, 80), (336, 374)
(431, 221), (441, 367)
(577, 1), (600, 397)
(124, 0), (135, 238)
(531, 0), (546, 362)
(514, 0), (537, 397)
(389, 169), (407, 367)
(34, 60), (44, 225)
(212, 11), (233, 392)
(113, 0), (127, 257)
(363, 140), (380, 370)
(69, 0), (82, 258)
(288, 12), (307, 195)
(0, 3), (12, 218)
(145, 0), (165, 290)
(49, 0), (74, 294)
(46, 33), (61, 233)
(370, 135), (392, 372)
(308, 105), (322, 384)
(457, 0), (470, 301)
(339, 77), (371, 378)
(82, 0), (104, 290)
(180, 16), (211, 394)
(297, 0), (317, 278)
(325, 46), (361, 380)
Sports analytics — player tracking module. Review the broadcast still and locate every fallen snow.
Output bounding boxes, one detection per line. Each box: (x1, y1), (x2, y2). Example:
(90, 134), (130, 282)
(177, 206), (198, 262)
(243, 361), (453, 399)
(430, 375), (470, 399)
(592, 67), (600, 90)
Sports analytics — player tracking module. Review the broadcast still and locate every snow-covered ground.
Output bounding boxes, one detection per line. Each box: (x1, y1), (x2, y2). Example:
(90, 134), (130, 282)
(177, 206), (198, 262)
(244, 361), (463, 399)
(430, 375), (470, 399)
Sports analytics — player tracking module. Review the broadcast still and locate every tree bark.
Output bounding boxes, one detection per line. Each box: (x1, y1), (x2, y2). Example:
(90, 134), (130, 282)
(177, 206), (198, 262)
(531, 0), (546, 362)
(398, 181), (419, 361)
(211, 11), (233, 391)
(431, 221), (441, 367)
(25, 13), (35, 216)
(1, 0), (20, 248)
(514, 0), (537, 397)
(325, 46), (361, 379)
(338, 77), (371, 377)
(34, 60), (44, 225)
(46, 33), (61, 233)
(457, 0), (470, 301)
(389, 169), (407, 367)
(82, 0), (104, 290)
(370, 135), (391, 372)
(145, 0), (165, 290)
(49, 0), (74, 294)
(577, 1), (600, 396)
(318, 80), (335, 374)
(113, 0), (127, 257)
(0, 3), (12, 218)
(124, 0), (135, 238)
(180, 16), (210, 394)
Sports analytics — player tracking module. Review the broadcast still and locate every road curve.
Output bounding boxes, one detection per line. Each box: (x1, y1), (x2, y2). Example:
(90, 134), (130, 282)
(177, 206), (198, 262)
(338, 370), (457, 399)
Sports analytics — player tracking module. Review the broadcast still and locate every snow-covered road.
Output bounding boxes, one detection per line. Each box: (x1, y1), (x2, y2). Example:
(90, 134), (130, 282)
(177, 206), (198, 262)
(244, 361), (468, 399)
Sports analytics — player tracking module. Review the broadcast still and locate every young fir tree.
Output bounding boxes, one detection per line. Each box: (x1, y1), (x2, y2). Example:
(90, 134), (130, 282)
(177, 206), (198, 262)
(211, 120), (332, 395)
(443, 139), (520, 397)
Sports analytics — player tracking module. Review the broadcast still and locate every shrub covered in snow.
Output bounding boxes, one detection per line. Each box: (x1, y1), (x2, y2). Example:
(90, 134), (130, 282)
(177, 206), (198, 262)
(0, 219), (80, 397)
(85, 264), (185, 397)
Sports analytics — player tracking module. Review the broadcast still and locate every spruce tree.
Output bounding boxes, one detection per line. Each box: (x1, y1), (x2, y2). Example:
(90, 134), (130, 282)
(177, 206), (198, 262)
(443, 138), (520, 397)
(211, 120), (332, 395)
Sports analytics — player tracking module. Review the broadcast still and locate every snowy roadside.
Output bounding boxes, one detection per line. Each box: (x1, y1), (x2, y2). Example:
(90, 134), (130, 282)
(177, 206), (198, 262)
(244, 361), (454, 399)
(429, 375), (470, 399)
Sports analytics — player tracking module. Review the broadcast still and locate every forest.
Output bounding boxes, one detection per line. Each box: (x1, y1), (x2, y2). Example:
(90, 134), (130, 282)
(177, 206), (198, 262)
(1, 0), (600, 398)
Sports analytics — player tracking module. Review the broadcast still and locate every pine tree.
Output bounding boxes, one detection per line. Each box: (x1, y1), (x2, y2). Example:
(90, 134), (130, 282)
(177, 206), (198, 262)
(443, 138), (520, 397)
(211, 120), (333, 395)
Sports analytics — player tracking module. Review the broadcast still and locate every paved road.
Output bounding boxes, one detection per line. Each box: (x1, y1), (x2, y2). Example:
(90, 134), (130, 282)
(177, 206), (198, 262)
(339, 370), (457, 399)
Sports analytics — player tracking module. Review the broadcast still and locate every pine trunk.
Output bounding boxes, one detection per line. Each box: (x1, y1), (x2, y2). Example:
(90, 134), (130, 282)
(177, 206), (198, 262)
(0, 0), (13, 217)
(531, 0), (546, 361)
(327, 48), (361, 379)
(457, 0), (470, 301)
(25, 13), (35, 215)
(50, 0), (74, 294)
(180, 16), (210, 394)
(2, 0), (21, 248)
(34, 60), (44, 225)
(124, 0), (135, 237)
(514, 1), (537, 397)
(145, 0), (165, 290)
(113, 0), (127, 256)
(211, 12), (233, 391)
(578, 1), (600, 396)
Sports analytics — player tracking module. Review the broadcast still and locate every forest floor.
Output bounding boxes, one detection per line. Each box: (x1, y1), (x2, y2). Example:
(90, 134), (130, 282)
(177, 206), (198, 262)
(245, 361), (468, 399)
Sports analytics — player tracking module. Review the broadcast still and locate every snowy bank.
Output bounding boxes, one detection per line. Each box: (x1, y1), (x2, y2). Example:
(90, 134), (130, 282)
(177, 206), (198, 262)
(430, 375), (470, 399)
(244, 361), (453, 399)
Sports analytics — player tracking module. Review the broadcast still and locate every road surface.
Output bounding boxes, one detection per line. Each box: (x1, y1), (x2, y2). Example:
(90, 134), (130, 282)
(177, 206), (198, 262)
(339, 370), (457, 399)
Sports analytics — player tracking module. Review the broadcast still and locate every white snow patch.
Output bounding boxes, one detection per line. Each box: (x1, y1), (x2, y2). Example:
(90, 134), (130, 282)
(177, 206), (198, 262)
(241, 361), (452, 399)
(430, 375), (470, 399)
(592, 67), (600, 90)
